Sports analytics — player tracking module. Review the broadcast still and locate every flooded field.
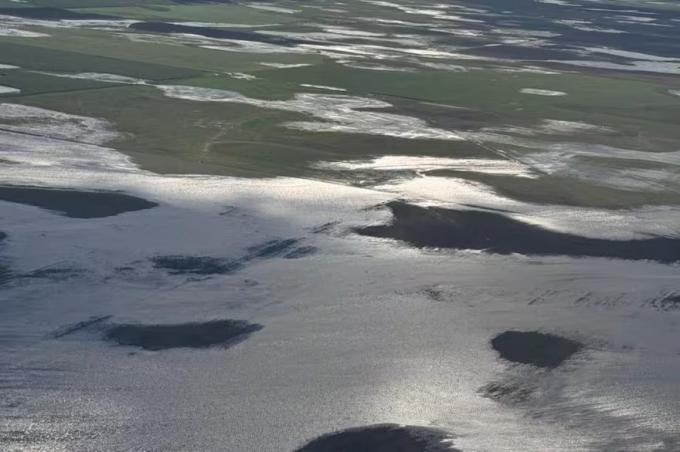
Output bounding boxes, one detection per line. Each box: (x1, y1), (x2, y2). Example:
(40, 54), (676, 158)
(0, 185), (157, 218)
(1, 0), (679, 450)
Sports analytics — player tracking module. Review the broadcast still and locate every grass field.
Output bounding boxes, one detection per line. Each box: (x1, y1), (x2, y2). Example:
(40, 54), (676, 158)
(1, 0), (679, 209)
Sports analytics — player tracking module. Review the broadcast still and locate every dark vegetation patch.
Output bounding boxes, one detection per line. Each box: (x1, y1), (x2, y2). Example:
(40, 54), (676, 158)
(247, 238), (299, 259)
(21, 266), (84, 280)
(0, 263), (11, 286)
(51, 315), (112, 339)
(479, 380), (535, 404)
(649, 293), (680, 311)
(0, 7), (117, 20)
(152, 239), (301, 276)
(0, 186), (157, 219)
(294, 424), (459, 452)
(355, 202), (680, 263)
(129, 22), (310, 46)
(310, 222), (337, 234)
(423, 287), (446, 302)
(0, 232), (11, 286)
(151, 255), (240, 275)
(284, 246), (318, 259)
(491, 331), (583, 369)
(104, 319), (262, 351)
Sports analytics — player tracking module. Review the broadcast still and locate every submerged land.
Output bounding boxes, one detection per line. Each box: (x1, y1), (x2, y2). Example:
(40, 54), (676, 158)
(1, 0), (679, 450)
(0, 185), (157, 218)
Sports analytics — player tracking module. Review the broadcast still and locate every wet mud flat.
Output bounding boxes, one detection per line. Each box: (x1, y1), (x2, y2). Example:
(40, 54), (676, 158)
(355, 202), (680, 263)
(295, 424), (459, 452)
(104, 319), (263, 351)
(491, 331), (583, 369)
(0, 185), (157, 218)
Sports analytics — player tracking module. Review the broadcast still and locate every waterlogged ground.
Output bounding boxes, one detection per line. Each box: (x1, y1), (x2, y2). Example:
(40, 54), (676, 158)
(1, 0), (680, 451)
